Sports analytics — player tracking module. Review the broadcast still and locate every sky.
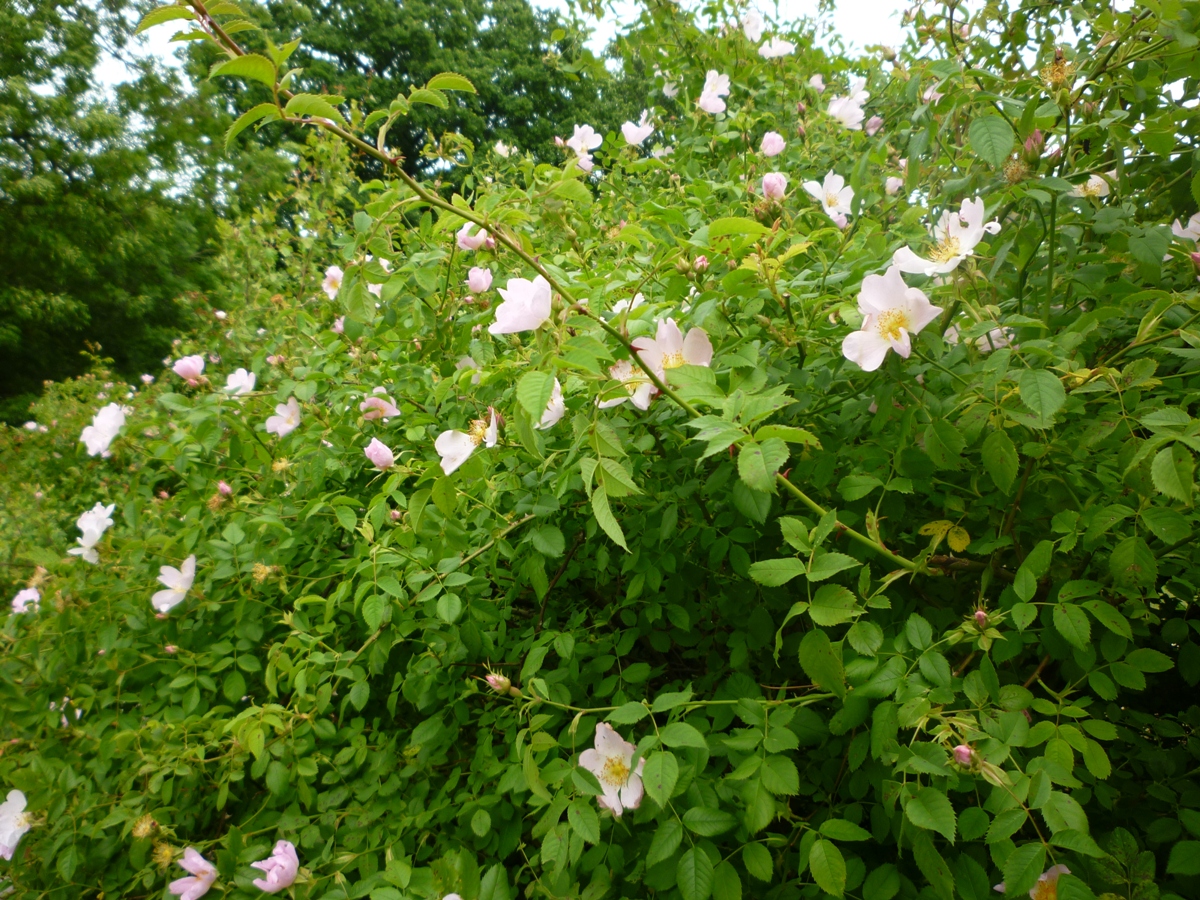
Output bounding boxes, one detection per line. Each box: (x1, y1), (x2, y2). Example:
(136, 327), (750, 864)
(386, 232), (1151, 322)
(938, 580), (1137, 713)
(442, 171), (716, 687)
(95, 0), (915, 90)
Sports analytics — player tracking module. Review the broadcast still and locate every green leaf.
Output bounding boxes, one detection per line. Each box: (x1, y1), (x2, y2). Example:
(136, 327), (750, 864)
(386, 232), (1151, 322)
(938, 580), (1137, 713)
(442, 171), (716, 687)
(1051, 830), (1107, 858)
(652, 688), (693, 712)
(755, 424), (821, 447)
(606, 701), (649, 724)
(760, 755), (800, 795)
(1018, 369), (1066, 427)
(683, 806), (738, 836)
(222, 669), (246, 703)
(748, 558), (805, 587)
(590, 486), (628, 551)
(660, 722), (708, 750)
(742, 844), (773, 882)
(471, 808), (492, 837)
(1151, 443), (1194, 504)
(819, 819), (872, 841)
(808, 584), (859, 627)
(1053, 604), (1091, 650)
(798, 629), (845, 698)
(284, 92), (346, 124)
(1082, 600), (1131, 638)
(265, 759), (289, 794)
(225, 102), (280, 150)
(864, 865), (901, 900)
(135, 6), (196, 34)
(969, 115), (1015, 168)
(677, 848), (715, 900)
(808, 552), (859, 583)
(808, 840), (846, 897)
(641, 751), (679, 807)
(837, 474), (883, 501)
(362, 594), (387, 631)
(1167, 840), (1200, 876)
(905, 787), (957, 842)
(479, 865), (510, 900)
(1109, 536), (1157, 587)
(209, 53), (277, 88)
(712, 861), (742, 900)
(408, 87), (449, 108)
(647, 819), (683, 866)
(738, 439), (787, 493)
(426, 72), (476, 92)
(1140, 506), (1191, 543)
(982, 430), (1019, 492)
(1125, 648), (1173, 672)
(708, 216), (772, 238)
(517, 371), (555, 419)
(924, 421), (965, 470)
(567, 800), (600, 844)
(1001, 843), (1046, 898)
(911, 831), (954, 900)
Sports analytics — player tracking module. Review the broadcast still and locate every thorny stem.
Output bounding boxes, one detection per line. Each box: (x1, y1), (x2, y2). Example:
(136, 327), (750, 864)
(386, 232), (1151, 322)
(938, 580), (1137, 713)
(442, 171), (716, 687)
(190, 5), (921, 575)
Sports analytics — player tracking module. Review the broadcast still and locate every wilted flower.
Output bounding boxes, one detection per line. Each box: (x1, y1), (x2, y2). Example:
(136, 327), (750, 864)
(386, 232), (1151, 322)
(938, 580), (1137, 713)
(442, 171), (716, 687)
(809, 74), (825, 92)
(172, 356), (205, 385)
(741, 10), (764, 42)
(224, 368), (256, 395)
(597, 359), (655, 411)
(621, 110), (654, 146)
(11, 588), (39, 615)
(762, 172), (788, 200)
(698, 70), (731, 114)
(132, 814), (158, 839)
(489, 274), (553, 334)
(886, 176), (905, 195)
(0, 790), (32, 860)
(169, 847), (218, 900)
(265, 397), (301, 437)
(759, 37), (795, 58)
(322, 266), (343, 300)
(80, 402), (128, 457)
(251, 840), (300, 894)
(994, 865), (1070, 900)
(456, 223), (490, 251)
(467, 266), (493, 293)
(634, 319), (713, 378)
(841, 265), (944, 371)
(1072, 172), (1112, 198)
(360, 389), (400, 420)
(566, 124), (603, 155)
(535, 379), (566, 430)
(152, 555), (197, 614)
(893, 197), (1000, 276)
(580, 723), (646, 817)
(760, 131), (786, 157)
(803, 170), (854, 220)
(865, 115), (883, 136)
(364, 438), (395, 470)
(436, 408), (499, 475)
(494, 141), (512, 158)
(67, 502), (116, 564)
(953, 744), (974, 767)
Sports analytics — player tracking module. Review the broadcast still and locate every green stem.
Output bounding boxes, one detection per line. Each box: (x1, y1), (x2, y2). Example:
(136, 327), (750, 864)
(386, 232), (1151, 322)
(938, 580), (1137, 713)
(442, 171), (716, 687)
(1042, 193), (1057, 326)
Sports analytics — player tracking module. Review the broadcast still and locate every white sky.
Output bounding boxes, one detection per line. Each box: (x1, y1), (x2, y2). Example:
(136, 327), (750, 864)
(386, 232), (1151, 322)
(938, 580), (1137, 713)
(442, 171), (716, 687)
(95, 1), (913, 90)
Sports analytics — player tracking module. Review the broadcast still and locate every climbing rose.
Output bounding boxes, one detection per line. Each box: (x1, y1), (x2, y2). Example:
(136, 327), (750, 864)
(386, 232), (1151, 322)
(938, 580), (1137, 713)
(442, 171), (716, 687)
(80, 403), (128, 457)
(579, 723), (645, 817)
(892, 197), (1000, 276)
(565, 124), (602, 154)
(0, 790), (32, 860)
(251, 841), (300, 894)
(994, 865), (1070, 900)
(597, 359), (655, 411)
(467, 266), (493, 293)
(809, 74), (825, 92)
(265, 397), (301, 438)
(886, 176), (905, 195)
(621, 110), (654, 146)
(841, 265), (943, 372)
(360, 389), (400, 420)
(1172, 212), (1200, 241)
(436, 408), (499, 475)
(493, 141), (511, 158)
(172, 355), (205, 385)
(698, 70), (730, 114)
(633, 319), (713, 378)
(11, 588), (39, 615)
(865, 115), (884, 136)
(152, 555), (197, 614)
(535, 379), (566, 430)
(169, 847), (218, 900)
(953, 744), (974, 766)
(489, 275), (552, 334)
(760, 131), (786, 157)
(321, 265), (343, 300)
(67, 502), (115, 564)
(224, 368), (256, 395)
(364, 438), (395, 470)
(332, 316), (345, 334)
(827, 93), (865, 130)
(456, 223), (490, 251)
(759, 37), (795, 58)
(1071, 172), (1113, 198)
(762, 172), (787, 200)
(217, 481), (233, 496)
(803, 170), (854, 220)
(741, 10), (763, 42)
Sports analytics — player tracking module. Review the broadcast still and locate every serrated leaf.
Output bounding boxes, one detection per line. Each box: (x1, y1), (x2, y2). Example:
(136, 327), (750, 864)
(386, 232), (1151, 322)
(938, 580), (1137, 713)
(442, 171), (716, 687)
(683, 806), (738, 836)
(284, 92), (346, 124)
(1151, 443), (1194, 504)
(748, 558), (805, 587)
(947, 526), (970, 552)
(567, 800), (600, 844)
(590, 485), (628, 551)
(809, 584), (859, 627)
(1018, 369), (1066, 427)
(837, 474), (883, 501)
(905, 787), (957, 841)
(707, 216), (772, 238)
(409, 87), (448, 108)
(798, 629), (845, 698)
(1082, 600), (1131, 639)
(819, 819), (871, 841)
(808, 840), (846, 897)
(982, 430), (1019, 492)
(426, 72), (476, 92)
(209, 53), (276, 88)
(225, 102), (280, 150)
(642, 751), (679, 808)
(136, 6), (196, 34)
(606, 701), (649, 724)
(738, 439), (787, 494)
(660, 722), (708, 750)
(808, 552), (859, 583)
(760, 755), (799, 795)
(677, 847), (715, 900)
(1053, 604), (1091, 650)
(742, 844), (773, 882)
(924, 421), (965, 469)
(1001, 843), (1046, 898)
(647, 819), (683, 866)
(969, 116), (1015, 168)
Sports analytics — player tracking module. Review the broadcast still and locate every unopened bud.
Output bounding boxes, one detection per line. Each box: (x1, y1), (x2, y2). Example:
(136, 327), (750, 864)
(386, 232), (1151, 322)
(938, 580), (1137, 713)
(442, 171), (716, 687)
(485, 672), (511, 693)
(390, 509), (402, 521)
(974, 609), (989, 630)
(217, 480), (233, 496)
(675, 257), (692, 274)
(953, 744), (974, 767)
(1022, 129), (1044, 163)
(796, 101), (807, 115)
(693, 255), (709, 272)
(1191, 252), (1200, 279)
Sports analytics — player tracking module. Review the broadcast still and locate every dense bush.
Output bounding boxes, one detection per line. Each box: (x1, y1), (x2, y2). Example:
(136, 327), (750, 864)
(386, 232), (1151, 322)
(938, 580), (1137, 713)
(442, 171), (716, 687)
(3, 1), (1200, 899)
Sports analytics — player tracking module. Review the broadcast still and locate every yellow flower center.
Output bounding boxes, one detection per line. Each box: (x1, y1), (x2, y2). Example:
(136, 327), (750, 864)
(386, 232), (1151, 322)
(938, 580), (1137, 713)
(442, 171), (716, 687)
(825, 192), (840, 209)
(468, 418), (489, 445)
(1080, 180), (1103, 197)
(929, 235), (962, 263)
(662, 350), (685, 369)
(1031, 880), (1058, 900)
(875, 309), (911, 342)
(601, 756), (631, 787)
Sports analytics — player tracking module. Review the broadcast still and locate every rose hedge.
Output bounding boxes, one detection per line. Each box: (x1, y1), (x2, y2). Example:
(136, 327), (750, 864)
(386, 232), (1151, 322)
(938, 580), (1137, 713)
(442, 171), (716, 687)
(3, 2), (1200, 900)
